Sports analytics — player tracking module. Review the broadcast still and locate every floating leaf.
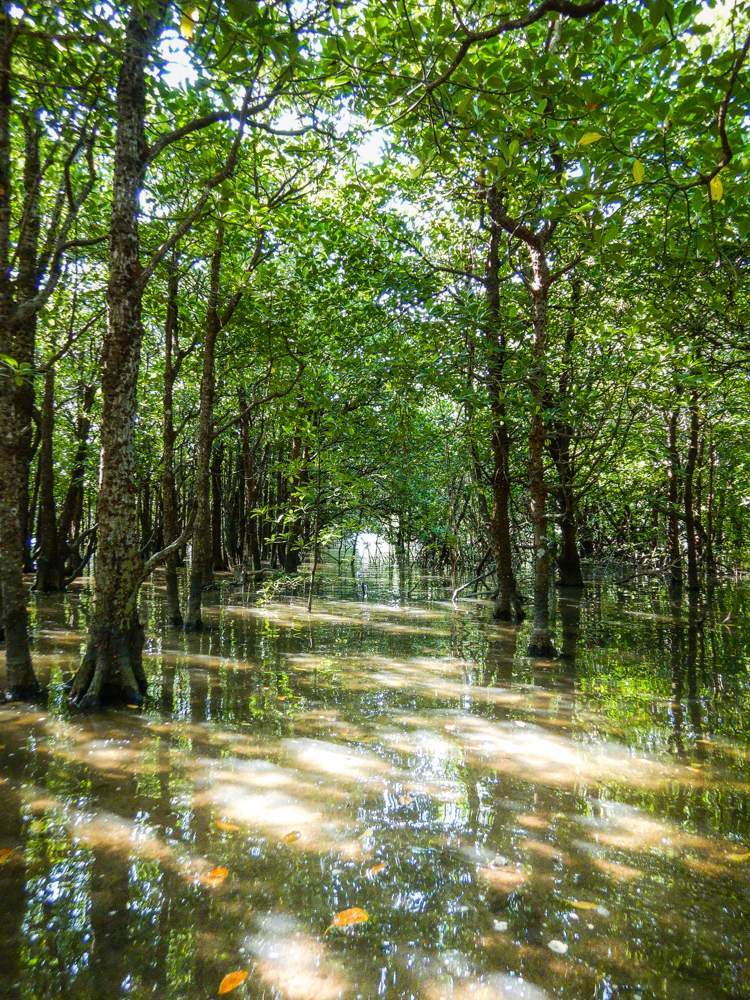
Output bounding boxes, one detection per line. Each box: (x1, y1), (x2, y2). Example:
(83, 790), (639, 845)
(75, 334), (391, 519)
(216, 820), (240, 832)
(566, 898), (598, 911)
(218, 970), (248, 994)
(632, 159), (645, 183)
(126, 704), (139, 709)
(366, 862), (386, 877)
(579, 131), (603, 146)
(205, 865), (229, 887)
(548, 939), (568, 954)
(281, 830), (301, 844)
(709, 174), (724, 201)
(329, 906), (369, 930)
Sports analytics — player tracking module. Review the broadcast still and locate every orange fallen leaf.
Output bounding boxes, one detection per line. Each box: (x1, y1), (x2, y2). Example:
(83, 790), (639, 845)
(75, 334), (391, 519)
(329, 906), (369, 930)
(204, 865), (229, 887)
(216, 820), (240, 833)
(218, 969), (248, 994)
(0, 848), (14, 865)
(281, 830), (301, 844)
(366, 863), (386, 877)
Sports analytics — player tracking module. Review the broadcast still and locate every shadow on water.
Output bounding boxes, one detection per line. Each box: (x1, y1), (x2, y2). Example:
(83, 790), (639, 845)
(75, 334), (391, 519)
(1, 569), (750, 998)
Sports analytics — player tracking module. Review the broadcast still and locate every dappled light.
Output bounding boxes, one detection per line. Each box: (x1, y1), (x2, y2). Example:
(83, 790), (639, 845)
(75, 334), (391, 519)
(2, 574), (750, 997)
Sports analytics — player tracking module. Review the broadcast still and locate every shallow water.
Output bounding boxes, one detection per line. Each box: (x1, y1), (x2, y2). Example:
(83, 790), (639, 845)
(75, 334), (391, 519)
(1, 569), (750, 999)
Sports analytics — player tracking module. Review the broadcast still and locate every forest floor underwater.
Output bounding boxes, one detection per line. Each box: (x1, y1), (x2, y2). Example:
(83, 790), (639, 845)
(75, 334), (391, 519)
(0, 567), (749, 999)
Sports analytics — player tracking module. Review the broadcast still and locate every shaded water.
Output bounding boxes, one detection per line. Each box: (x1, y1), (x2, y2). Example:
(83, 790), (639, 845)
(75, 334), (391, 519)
(1, 569), (750, 999)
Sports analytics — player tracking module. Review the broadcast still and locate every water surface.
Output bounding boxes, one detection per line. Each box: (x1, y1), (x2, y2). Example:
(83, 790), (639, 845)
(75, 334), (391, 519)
(1, 570), (749, 998)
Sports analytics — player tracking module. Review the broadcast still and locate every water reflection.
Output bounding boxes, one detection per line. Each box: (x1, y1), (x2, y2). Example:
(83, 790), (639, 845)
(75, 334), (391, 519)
(1, 572), (749, 997)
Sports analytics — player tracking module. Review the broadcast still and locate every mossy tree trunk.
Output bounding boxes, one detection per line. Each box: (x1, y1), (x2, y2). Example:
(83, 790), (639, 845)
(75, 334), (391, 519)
(70, 6), (164, 708)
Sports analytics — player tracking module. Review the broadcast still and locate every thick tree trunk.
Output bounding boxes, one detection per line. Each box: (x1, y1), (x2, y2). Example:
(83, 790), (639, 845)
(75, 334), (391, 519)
(527, 250), (555, 657)
(0, 7), (39, 697)
(71, 6), (164, 708)
(34, 367), (65, 591)
(161, 259), (182, 626)
(185, 226), (222, 630)
(667, 410), (683, 590)
(485, 186), (523, 621)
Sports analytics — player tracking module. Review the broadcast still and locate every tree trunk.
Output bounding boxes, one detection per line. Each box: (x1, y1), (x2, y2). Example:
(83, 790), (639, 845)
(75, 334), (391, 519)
(667, 409), (683, 590)
(15, 115), (41, 572)
(34, 367), (65, 591)
(0, 7), (39, 697)
(526, 249), (555, 657)
(211, 441), (225, 570)
(161, 259), (182, 626)
(239, 390), (263, 572)
(548, 274), (583, 588)
(684, 394), (700, 592)
(59, 382), (95, 576)
(484, 185), (523, 620)
(71, 6), (164, 708)
(184, 224), (222, 630)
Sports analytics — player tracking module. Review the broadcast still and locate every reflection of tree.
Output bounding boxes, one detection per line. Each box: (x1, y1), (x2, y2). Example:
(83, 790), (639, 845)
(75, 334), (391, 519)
(668, 592), (686, 756)
(484, 628), (517, 685)
(558, 594), (582, 665)
(19, 747), (95, 998)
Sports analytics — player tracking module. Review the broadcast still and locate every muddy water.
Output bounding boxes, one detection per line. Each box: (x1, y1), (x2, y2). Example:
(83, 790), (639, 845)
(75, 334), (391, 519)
(1, 571), (749, 999)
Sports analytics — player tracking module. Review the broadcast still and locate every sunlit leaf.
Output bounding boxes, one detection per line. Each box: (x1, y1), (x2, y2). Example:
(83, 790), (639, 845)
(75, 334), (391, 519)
(709, 174), (723, 201)
(329, 906), (369, 930)
(180, 9), (198, 41)
(281, 830), (301, 844)
(218, 970), (248, 994)
(216, 820), (241, 832)
(725, 851), (750, 862)
(566, 898), (598, 910)
(205, 865), (229, 887)
(632, 159), (645, 183)
(579, 131), (603, 146)
(366, 862), (386, 877)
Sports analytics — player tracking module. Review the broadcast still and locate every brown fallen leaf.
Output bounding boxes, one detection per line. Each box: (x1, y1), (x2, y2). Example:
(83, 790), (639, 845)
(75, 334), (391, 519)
(328, 906), (369, 931)
(218, 969), (248, 994)
(0, 848), (15, 865)
(366, 863), (386, 877)
(216, 820), (240, 833)
(281, 830), (301, 844)
(204, 865), (229, 887)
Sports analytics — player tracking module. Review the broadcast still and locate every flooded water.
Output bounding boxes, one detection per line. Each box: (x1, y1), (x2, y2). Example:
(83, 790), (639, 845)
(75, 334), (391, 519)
(1, 569), (750, 999)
